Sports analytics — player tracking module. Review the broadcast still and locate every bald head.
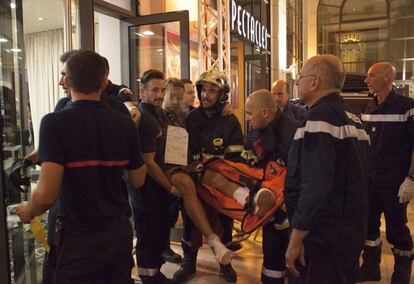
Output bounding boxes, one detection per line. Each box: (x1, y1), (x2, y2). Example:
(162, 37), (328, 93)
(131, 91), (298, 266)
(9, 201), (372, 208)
(249, 89), (278, 112)
(245, 89), (277, 129)
(370, 62), (396, 80)
(365, 62), (396, 97)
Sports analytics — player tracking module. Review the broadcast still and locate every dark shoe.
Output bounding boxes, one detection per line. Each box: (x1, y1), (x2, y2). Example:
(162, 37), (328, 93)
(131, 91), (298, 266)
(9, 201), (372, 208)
(161, 248), (182, 264)
(356, 243), (382, 282)
(140, 272), (177, 284)
(226, 242), (242, 252)
(173, 242), (197, 283)
(390, 248), (413, 284)
(220, 264), (237, 282)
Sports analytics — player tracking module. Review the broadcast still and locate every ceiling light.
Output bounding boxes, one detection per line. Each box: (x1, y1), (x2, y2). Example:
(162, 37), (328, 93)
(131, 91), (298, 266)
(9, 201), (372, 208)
(0, 38), (8, 43)
(142, 30), (154, 36)
(10, 48), (21, 53)
(10, 3), (16, 9)
(38, 17), (45, 21)
(134, 32), (145, 37)
(156, 48), (163, 52)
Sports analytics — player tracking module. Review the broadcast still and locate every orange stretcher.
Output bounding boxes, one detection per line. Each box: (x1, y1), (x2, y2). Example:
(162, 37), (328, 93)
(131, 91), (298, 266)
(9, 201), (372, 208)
(197, 158), (286, 233)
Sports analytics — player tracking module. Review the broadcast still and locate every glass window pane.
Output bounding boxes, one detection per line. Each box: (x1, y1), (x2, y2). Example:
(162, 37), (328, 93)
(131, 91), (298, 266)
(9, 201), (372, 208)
(319, 0), (343, 6)
(390, 17), (414, 39)
(390, 0), (414, 18)
(391, 39), (414, 60)
(101, 0), (131, 11)
(318, 4), (340, 24)
(342, 0), (387, 22)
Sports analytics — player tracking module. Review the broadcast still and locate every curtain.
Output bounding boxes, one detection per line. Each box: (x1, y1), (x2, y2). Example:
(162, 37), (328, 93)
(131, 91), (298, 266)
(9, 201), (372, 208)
(24, 29), (64, 148)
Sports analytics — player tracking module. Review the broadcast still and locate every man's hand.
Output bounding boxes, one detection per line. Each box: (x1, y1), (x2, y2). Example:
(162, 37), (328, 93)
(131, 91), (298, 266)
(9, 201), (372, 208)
(285, 238), (306, 277)
(221, 103), (233, 116)
(398, 177), (414, 203)
(16, 203), (33, 223)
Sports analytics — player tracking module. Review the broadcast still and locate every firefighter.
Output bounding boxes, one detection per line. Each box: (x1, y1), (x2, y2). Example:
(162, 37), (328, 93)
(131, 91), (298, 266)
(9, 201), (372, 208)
(284, 54), (370, 284)
(357, 62), (414, 284)
(173, 67), (244, 283)
(244, 89), (298, 284)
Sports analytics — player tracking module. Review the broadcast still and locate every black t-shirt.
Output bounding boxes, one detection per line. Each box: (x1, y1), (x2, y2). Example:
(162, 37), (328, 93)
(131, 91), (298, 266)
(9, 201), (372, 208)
(138, 102), (168, 168)
(38, 100), (143, 229)
(138, 111), (161, 154)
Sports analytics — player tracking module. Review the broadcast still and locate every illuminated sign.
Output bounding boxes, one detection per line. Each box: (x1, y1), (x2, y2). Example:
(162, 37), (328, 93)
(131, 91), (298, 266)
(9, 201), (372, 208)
(231, 0), (269, 49)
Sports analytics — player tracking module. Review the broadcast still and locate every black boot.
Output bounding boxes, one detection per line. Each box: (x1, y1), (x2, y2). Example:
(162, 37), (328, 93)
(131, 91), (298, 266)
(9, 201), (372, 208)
(173, 242), (197, 283)
(356, 243), (382, 282)
(140, 272), (177, 284)
(220, 264), (237, 282)
(390, 248), (413, 284)
(161, 247), (182, 264)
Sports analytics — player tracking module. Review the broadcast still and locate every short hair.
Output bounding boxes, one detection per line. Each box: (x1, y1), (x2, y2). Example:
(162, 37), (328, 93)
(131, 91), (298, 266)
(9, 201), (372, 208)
(166, 77), (184, 90)
(141, 69), (165, 89)
(103, 57), (110, 71)
(310, 55), (345, 89)
(65, 50), (106, 94)
(249, 89), (277, 113)
(181, 78), (193, 85)
(60, 50), (79, 64)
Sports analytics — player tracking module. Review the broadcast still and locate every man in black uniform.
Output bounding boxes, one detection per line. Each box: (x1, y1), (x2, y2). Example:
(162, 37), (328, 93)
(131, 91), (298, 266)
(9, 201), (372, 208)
(133, 69), (177, 283)
(357, 62), (414, 284)
(243, 89), (298, 284)
(181, 79), (196, 111)
(173, 68), (244, 283)
(284, 54), (370, 284)
(16, 50), (146, 283)
(23, 49), (132, 284)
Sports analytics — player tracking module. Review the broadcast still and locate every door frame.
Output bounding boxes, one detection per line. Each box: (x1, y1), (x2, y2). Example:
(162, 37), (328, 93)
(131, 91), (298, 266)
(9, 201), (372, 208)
(230, 41), (245, 133)
(125, 11), (190, 96)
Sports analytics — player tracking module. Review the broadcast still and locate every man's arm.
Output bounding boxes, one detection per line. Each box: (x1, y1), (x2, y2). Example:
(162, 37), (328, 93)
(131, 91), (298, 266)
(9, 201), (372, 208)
(16, 162), (64, 223)
(143, 152), (174, 193)
(126, 165), (147, 189)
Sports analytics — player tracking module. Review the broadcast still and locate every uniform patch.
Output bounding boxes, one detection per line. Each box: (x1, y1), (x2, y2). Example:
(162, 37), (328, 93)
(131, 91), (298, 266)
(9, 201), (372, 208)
(346, 111), (362, 124)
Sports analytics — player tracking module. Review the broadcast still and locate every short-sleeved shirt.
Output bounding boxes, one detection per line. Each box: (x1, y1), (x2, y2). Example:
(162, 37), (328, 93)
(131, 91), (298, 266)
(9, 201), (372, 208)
(138, 102), (168, 168)
(38, 100), (143, 229)
(361, 88), (414, 186)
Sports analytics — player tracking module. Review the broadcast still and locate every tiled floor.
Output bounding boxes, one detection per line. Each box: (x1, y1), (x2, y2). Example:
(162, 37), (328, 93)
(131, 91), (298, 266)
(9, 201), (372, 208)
(132, 202), (414, 283)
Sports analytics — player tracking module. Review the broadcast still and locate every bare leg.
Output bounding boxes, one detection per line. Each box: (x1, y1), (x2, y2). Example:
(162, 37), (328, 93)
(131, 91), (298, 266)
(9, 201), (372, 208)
(170, 172), (234, 265)
(202, 169), (275, 218)
(202, 169), (240, 198)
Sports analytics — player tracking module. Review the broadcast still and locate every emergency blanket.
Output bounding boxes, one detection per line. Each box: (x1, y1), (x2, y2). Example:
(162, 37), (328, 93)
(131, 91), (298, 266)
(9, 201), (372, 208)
(197, 158), (286, 233)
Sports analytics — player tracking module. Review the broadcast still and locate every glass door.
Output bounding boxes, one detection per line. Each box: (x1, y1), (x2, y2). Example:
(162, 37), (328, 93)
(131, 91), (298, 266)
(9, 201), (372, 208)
(125, 11), (190, 96)
(1, 0), (36, 283)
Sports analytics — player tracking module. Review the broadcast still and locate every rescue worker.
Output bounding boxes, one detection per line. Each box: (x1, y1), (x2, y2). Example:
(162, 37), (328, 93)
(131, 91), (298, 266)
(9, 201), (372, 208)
(173, 67), (244, 283)
(284, 54), (370, 284)
(242, 89), (298, 284)
(271, 79), (305, 121)
(181, 78), (196, 111)
(23, 49), (131, 284)
(357, 62), (414, 284)
(16, 50), (147, 283)
(132, 69), (175, 283)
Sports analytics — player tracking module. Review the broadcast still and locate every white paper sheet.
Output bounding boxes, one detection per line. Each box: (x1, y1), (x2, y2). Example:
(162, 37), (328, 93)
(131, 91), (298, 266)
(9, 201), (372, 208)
(165, 125), (189, 166)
